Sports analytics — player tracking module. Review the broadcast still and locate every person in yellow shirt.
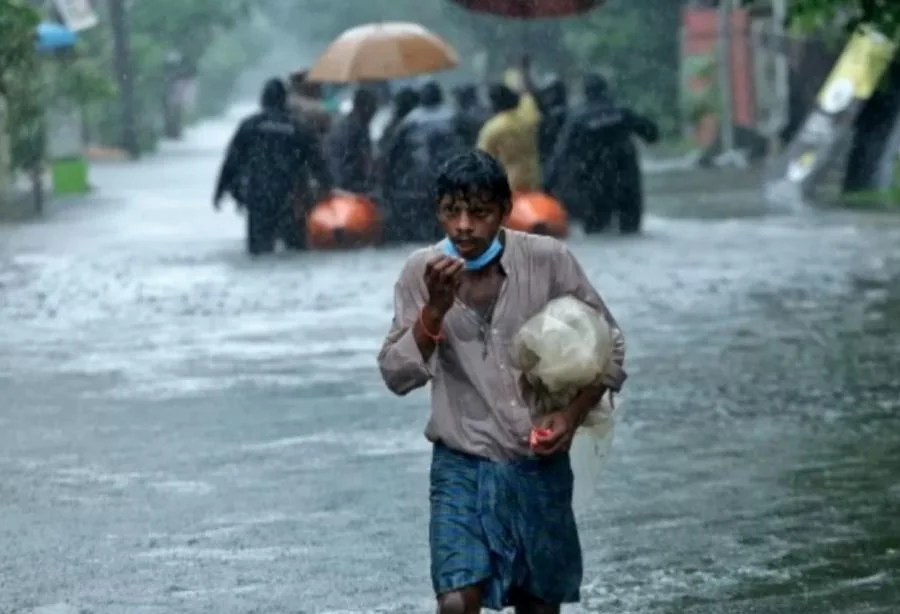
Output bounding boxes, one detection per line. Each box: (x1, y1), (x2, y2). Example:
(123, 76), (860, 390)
(477, 85), (542, 193)
(476, 57), (545, 193)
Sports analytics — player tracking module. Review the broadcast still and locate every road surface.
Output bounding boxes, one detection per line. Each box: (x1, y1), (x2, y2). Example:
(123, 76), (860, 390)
(1, 108), (899, 614)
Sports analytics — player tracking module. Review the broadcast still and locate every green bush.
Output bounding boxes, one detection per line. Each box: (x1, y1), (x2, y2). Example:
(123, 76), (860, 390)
(0, 0), (42, 171)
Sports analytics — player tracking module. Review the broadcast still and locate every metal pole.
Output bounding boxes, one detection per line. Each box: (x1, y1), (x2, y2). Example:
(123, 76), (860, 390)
(716, 0), (735, 154)
(771, 0), (789, 142)
(0, 96), (11, 212)
(108, 0), (139, 158)
(679, 18), (689, 140)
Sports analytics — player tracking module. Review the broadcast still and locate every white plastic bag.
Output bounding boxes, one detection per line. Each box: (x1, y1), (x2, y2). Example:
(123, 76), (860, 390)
(569, 401), (624, 508)
(512, 296), (613, 399)
(511, 296), (622, 504)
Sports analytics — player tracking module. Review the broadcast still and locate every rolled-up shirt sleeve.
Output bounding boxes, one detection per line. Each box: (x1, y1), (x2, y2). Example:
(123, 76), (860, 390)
(551, 242), (627, 391)
(377, 256), (437, 395)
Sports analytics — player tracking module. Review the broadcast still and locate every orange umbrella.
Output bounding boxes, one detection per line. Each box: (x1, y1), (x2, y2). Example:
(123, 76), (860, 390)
(307, 22), (459, 83)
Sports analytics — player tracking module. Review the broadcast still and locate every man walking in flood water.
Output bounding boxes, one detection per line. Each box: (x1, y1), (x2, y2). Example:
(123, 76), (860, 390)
(214, 77), (332, 255)
(324, 87), (378, 195)
(377, 150), (626, 614)
(544, 73), (659, 234)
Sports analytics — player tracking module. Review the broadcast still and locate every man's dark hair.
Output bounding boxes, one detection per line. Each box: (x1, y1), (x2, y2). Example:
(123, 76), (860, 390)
(583, 72), (611, 103)
(393, 87), (420, 118)
(454, 84), (478, 109)
(260, 77), (288, 111)
(353, 87), (378, 115)
(420, 80), (444, 107)
(488, 83), (520, 113)
(289, 70), (308, 88)
(541, 76), (568, 108)
(290, 70), (322, 98)
(433, 150), (512, 211)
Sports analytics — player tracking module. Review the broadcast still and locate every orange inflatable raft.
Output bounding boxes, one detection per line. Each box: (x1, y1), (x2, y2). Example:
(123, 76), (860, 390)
(304, 192), (383, 250)
(505, 192), (569, 238)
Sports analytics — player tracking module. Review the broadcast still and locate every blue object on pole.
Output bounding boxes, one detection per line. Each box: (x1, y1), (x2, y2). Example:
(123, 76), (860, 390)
(36, 22), (78, 52)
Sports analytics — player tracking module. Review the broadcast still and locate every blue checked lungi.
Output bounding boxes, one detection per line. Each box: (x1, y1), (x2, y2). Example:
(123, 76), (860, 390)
(429, 443), (583, 611)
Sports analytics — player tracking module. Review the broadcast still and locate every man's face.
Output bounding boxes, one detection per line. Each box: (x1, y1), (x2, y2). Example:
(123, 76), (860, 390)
(437, 191), (507, 259)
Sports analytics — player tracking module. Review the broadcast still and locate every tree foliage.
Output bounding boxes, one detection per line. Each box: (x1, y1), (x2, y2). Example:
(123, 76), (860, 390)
(75, 0), (266, 151)
(129, 0), (252, 72)
(0, 0), (44, 170)
(786, 0), (900, 39)
(564, 0), (682, 134)
(0, 0), (40, 98)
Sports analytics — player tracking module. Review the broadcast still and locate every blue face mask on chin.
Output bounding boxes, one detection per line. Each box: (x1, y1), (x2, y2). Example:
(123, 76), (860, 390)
(440, 235), (503, 271)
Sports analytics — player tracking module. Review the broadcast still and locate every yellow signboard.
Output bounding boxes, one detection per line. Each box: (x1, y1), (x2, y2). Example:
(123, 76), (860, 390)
(817, 26), (897, 113)
(764, 24), (898, 200)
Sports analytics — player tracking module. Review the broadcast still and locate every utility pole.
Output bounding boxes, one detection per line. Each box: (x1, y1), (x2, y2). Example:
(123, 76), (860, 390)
(108, 0), (139, 158)
(771, 0), (789, 144)
(716, 0), (736, 156)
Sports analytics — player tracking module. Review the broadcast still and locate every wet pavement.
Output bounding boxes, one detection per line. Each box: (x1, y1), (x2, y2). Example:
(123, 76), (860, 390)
(1, 108), (900, 614)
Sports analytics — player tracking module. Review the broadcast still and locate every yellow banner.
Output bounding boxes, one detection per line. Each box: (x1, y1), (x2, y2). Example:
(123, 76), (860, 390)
(817, 26), (897, 113)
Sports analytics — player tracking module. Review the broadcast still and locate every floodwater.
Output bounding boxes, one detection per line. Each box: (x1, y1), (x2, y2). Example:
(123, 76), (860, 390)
(1, 108), (899, 614)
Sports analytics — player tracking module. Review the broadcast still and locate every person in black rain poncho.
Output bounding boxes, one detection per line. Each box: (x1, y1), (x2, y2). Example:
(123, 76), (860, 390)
(544, 73), (659, 234)
(214, 77), (333, 255)
(378, 86), (421, 159)
(324, 87), (378, 195)
(382, 80), (467, 243)
(452, 83), (491, 148)
(537, 76), (568, 171)
(378, 87), (420, 238)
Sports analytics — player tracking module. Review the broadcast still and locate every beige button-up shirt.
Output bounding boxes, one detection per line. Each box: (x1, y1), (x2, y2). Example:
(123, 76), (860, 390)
(377, 230), (626, 461)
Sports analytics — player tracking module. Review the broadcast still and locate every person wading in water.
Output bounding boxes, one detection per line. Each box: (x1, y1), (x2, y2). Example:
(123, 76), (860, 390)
(377, 150), (627, 614)
(213, 78), (332, 254)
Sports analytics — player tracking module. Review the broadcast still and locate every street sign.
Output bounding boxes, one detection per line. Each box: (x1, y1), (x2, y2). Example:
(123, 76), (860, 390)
(53, 0), (99, 32)
(763, 25), (897, 202)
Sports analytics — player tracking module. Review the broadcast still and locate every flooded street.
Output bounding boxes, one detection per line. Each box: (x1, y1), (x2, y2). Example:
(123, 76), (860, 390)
(1, 109), (899, 614)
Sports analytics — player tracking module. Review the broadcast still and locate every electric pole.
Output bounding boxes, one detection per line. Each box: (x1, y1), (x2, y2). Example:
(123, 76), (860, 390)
(716, 0), (735, 156)
(771, 0), (789, 142)
(108, 0), (139, 158)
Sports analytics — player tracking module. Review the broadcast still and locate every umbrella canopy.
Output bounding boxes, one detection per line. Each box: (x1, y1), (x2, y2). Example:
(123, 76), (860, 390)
(36, 22), (77, 52)
(307, 22), (459, 83)
(448, 0), (605, 19)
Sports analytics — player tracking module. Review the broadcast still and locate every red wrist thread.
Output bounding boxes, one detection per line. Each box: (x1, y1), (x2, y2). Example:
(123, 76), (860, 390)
(419, 308), (443, 342)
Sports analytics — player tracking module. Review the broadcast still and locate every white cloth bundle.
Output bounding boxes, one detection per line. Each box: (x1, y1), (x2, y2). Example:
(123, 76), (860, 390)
(511, 296), (623, 506)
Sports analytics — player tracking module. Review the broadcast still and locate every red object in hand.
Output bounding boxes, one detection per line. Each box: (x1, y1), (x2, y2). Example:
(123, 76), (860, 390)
(529, 427), (553, 450)
(448, 0), (605, 19)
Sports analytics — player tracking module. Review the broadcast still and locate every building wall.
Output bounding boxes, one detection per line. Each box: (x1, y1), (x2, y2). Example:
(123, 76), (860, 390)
(681, 6), (757, 145)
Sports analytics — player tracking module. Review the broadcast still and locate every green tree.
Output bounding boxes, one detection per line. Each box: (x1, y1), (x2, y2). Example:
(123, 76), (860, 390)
(0, 0), (43, 171)
(0, 0), (39, 97)
(193, 13), (273, 118)
(129, 0), (252, 74)
(564, 0), (683, 135)
(79, 0), (266, 152)
(787, 0), (900, 39)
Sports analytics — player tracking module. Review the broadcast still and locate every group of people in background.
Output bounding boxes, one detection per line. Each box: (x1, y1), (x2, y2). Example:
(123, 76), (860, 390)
(214, 55), (660, 255)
